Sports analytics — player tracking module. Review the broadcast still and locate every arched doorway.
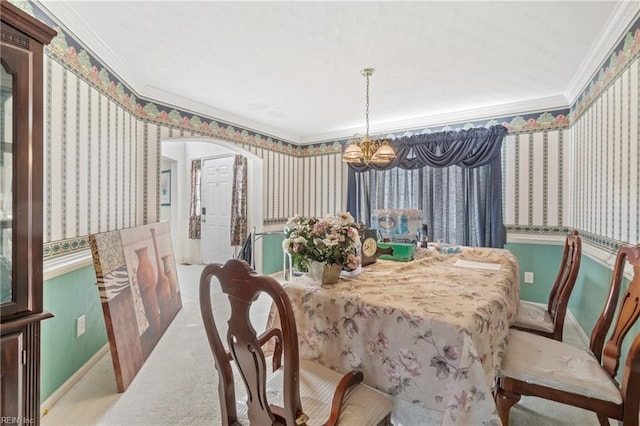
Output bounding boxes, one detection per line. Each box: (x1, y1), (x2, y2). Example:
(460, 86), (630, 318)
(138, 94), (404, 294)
(161, 137), (264, 270)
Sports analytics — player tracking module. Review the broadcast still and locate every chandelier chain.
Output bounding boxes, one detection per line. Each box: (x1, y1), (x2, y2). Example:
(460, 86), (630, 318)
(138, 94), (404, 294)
(365, 72), (370, 136)
(343, 67), (395, 165)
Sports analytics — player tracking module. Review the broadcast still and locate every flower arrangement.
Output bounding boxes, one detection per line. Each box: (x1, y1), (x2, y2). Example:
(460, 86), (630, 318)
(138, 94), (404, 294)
(283, 212), (361, 272)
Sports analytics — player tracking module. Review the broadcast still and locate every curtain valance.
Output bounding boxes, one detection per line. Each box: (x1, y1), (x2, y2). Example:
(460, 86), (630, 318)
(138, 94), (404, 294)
(347, 125), (507, 172)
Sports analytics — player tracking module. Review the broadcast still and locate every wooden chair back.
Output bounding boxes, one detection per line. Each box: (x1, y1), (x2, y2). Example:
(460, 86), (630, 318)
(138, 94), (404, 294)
(199, 259), (304, 426)
(498, 244), (640, 425)
(591, 244), (640, 424)
(590, 245), (640, 390)
(546, 230), (582, 338)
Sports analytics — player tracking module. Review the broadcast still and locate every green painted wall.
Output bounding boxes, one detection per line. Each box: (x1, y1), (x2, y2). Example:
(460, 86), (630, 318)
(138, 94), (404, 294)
(507, 241), (639, 381)
(39, 234), (286, 403)
(262, 232), (285, 275)
(505, 242), (564, 304)
(568, 254), (615, 334)
(41, 265), (107, 402)
(568, 255), (637, 383)
(40, 241), (639, 402)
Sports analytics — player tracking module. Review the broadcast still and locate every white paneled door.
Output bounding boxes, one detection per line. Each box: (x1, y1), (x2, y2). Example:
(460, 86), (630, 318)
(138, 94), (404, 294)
(201, 156), (235, 264)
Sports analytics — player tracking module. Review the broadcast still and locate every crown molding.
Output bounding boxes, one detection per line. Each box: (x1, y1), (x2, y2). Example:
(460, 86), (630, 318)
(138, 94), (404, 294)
(37, 0), (620, 147)
(565, 1), (640, 104)
(301, 95), (569, 144)
(37, 1), (301, 144)
(36, 0), (144, 91)
(142, 86), (300, 144)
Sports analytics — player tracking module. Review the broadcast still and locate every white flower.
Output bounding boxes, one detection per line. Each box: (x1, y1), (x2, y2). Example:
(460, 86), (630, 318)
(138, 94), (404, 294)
(283, 213), (361, 267)
(337, 211), (355, 224)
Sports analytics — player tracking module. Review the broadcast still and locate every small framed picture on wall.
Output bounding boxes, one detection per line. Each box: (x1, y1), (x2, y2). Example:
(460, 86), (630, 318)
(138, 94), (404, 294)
(160, 170), (171, 206)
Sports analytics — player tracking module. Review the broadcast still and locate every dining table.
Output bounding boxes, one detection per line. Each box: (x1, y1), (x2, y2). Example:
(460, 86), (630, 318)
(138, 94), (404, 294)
(268, 245), (520, 425)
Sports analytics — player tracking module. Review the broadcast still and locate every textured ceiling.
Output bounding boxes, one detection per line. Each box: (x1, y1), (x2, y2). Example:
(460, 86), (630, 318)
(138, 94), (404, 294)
(37, 1), (636, 143)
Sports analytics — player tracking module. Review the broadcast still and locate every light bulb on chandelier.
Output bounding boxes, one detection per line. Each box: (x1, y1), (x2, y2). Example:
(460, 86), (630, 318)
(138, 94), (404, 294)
(343, 68), (396, 166)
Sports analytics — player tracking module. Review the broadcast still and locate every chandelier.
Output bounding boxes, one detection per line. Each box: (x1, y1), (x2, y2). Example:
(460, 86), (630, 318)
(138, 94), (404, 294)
(343, 68), (396, 166)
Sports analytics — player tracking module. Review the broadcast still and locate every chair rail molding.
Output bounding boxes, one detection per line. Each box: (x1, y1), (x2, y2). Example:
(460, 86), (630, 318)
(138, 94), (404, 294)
(507, 232), (634, 281)
(43, 249), (93, 281)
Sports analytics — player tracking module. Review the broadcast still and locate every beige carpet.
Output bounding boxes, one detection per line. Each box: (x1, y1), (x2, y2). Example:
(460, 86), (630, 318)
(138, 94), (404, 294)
(41, 264), (610, 426)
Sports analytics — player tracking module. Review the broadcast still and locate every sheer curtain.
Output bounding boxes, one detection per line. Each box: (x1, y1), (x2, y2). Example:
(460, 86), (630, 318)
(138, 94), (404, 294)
(188, 159), (201, 239)
(230, 155), (248, 246)
(422, 162), (502, 246)
(347, 126), (506, 248)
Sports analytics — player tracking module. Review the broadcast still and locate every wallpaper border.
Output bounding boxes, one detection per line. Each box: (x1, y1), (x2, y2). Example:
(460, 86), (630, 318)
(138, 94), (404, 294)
(28, 1), (574, 158)
(24, 0), (638, 259)
(43, 236), (90, 259)
(24, 1), (640, 156)
(570, 14), (640, 122)
(506, 226), (627, 253)
(45, 226), (627, 261)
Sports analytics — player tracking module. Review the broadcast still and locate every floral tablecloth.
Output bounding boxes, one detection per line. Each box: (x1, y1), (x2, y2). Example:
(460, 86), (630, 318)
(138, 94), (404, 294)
(271, 247), (520, 425)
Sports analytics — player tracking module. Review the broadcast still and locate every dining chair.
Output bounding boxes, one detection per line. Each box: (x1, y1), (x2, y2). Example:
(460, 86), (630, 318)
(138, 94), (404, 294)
(511, 229), (582, 341)
(496, 244), (640, 426)
(199, 259), (393, 426)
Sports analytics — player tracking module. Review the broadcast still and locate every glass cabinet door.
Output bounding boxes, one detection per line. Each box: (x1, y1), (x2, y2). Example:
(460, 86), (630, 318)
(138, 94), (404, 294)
(0, 64), (12, 305)
(0, 40), (31, 318)
(1, 3), (55, 423)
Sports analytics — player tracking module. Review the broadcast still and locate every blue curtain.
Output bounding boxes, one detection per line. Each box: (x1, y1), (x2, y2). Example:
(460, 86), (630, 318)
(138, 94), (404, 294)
(346, 125), (507, 247)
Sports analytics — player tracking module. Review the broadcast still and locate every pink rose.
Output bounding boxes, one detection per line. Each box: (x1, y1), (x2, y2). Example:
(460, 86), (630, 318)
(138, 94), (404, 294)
(301, 328), (322, 354)
(376, 332), (389, 349)
(443, 345), (460, 360)
(398, 349), (421, 376)
(383, 359), (402, 386)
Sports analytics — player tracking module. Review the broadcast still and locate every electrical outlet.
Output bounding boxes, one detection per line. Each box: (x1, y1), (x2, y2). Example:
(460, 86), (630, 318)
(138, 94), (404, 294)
(76, 315), (86, 337)
(524, 272), (534, 284)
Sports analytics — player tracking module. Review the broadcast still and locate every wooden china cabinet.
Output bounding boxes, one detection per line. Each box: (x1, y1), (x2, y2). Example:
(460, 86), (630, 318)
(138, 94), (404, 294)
(0, 2), (56, 425)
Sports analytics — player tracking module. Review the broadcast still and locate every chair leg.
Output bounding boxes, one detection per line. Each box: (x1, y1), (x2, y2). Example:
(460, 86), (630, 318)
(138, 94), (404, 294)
(376, 413), (392, 426)
(495, 388), (520, 426)
(595, 413), (610, 426)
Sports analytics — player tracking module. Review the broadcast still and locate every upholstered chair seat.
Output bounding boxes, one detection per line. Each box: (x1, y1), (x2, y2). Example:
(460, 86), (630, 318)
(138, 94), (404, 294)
(200, 259), (393, 426)
(236, 358), (393, 425)
(511, 230), (582, 341)
(496, 244), (640, 426)
(512, 302), (556, 334)
(502, 329), (622, 404)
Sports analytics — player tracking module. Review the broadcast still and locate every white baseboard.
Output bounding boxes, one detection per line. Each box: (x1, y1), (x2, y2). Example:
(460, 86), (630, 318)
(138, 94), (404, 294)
(40, 344), (110, 417)
(521, 302), (590, 348)
(565, 308), (590, 348)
